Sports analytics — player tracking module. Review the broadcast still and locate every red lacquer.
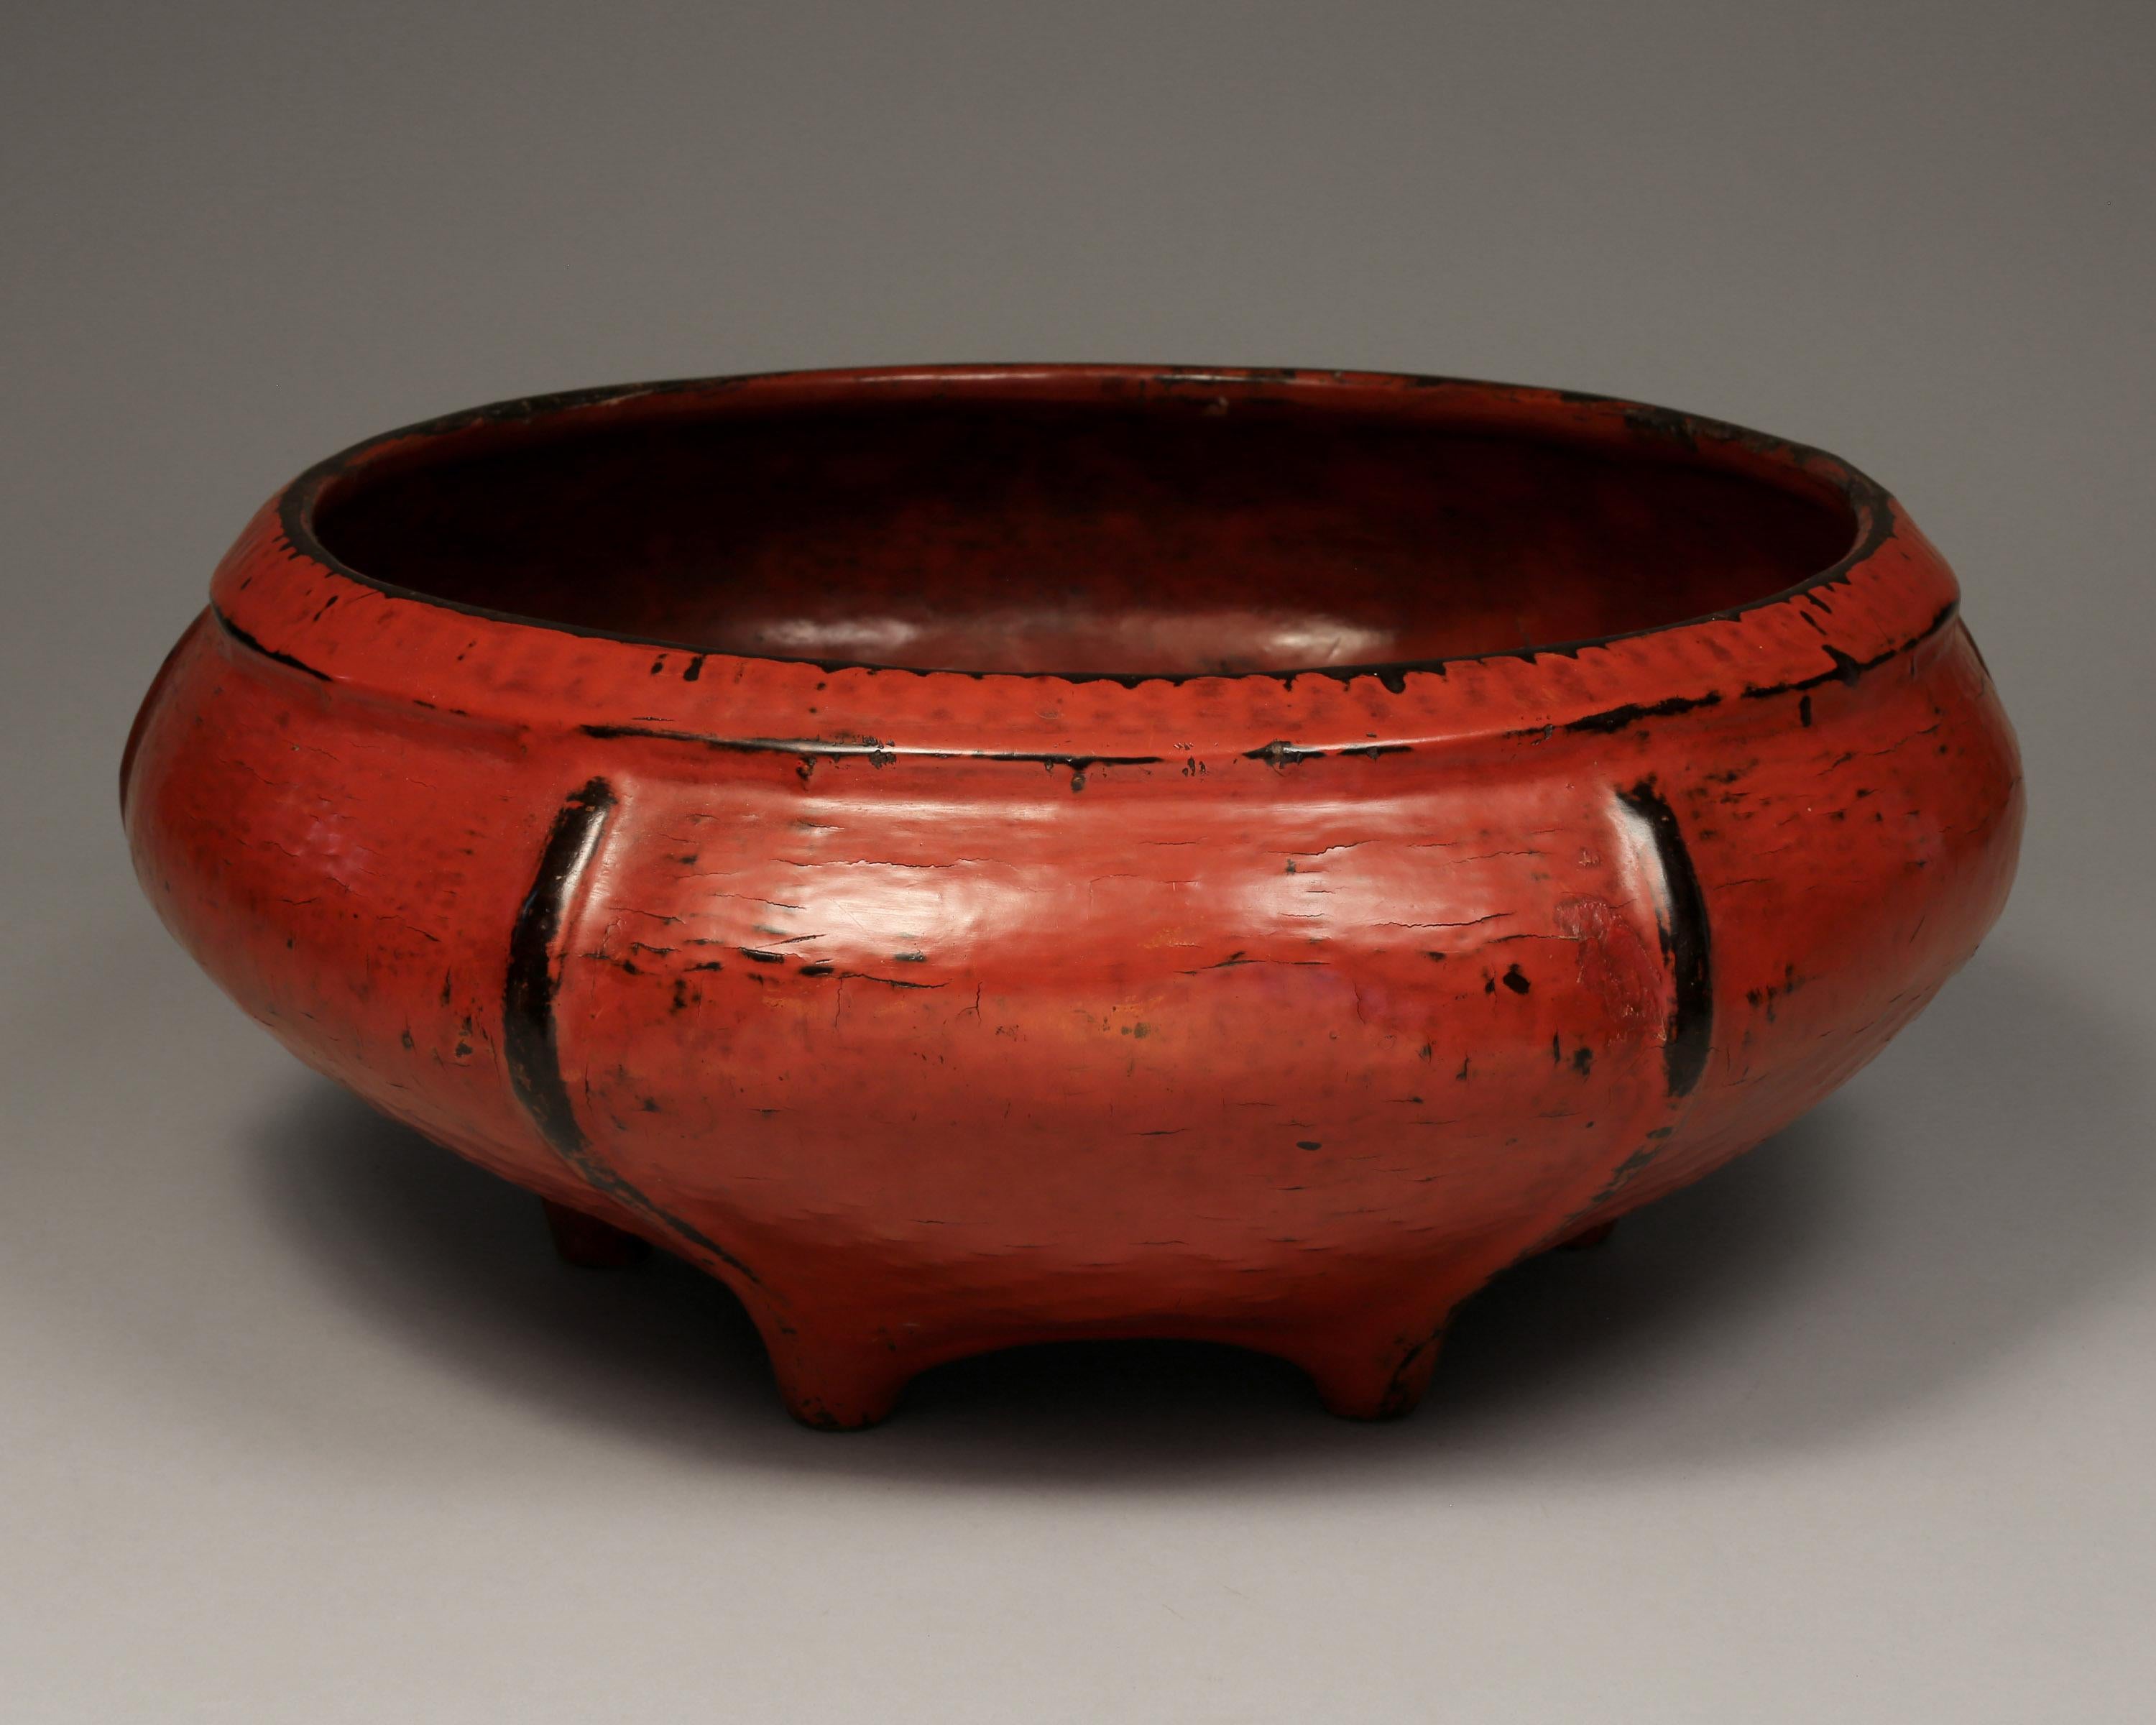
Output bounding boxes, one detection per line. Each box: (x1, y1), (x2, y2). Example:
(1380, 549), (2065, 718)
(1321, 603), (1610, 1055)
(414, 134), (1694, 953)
(122, 367), (2022, 1427)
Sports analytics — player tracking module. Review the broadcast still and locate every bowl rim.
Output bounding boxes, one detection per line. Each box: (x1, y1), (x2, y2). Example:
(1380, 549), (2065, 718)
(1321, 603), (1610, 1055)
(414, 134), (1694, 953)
(282, 363), (1894, 676)
(206, 364), (1963, 753)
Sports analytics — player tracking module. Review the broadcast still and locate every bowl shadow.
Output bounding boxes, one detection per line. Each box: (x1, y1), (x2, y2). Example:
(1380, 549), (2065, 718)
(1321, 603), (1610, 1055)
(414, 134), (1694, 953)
(244, 947), (2149, 1486)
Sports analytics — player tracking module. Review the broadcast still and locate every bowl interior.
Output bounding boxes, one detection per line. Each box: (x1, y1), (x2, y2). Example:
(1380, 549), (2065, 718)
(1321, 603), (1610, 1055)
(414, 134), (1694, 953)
(308, 390), (1861, 676)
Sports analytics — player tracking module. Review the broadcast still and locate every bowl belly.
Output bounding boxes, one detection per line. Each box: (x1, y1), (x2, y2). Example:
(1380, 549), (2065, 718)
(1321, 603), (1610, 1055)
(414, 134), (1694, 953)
(121, 612), (622, 1213)
(530, 737), (1687, 1347)
(123, 606), (2020, 1422)
(1603, 617), (2023, 1210)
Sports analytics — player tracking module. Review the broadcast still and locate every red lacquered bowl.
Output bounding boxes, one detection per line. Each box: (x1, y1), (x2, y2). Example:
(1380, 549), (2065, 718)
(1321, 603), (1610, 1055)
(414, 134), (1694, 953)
(122, 366), (2022, 1427)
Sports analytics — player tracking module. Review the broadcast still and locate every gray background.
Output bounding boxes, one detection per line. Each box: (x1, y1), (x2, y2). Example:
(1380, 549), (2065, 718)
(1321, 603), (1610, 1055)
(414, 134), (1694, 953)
(5, 4), (2151, 1719)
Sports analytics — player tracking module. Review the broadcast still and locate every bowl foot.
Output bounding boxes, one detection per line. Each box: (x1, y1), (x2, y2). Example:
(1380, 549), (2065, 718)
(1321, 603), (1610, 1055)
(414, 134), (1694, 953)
(1557, 1220), (1619, 1252)
(540, 1198), (650, 1269)
(747, 1304), (1478, 1428)
(1290, 1320), (1451, 1422)
(760, 1330), (912, 1432)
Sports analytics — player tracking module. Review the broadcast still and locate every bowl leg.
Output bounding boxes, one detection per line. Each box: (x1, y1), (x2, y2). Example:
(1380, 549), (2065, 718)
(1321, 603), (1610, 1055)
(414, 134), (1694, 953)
(1286, 1313), (1454, 1422)
(757, 1322), (913, 1432)
(540, 1197), (650, 1269)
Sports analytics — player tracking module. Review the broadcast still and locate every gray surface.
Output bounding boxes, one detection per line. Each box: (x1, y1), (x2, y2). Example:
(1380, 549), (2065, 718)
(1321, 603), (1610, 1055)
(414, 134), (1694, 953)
(4, 4), (2151, 1719)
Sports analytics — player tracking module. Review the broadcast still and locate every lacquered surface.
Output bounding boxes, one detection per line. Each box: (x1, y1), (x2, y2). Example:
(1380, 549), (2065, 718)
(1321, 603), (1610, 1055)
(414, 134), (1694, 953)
(121, 367), (2023, 1426)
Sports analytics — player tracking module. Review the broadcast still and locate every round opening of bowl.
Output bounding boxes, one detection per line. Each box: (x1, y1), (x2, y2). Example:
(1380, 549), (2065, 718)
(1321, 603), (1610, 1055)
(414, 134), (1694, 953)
(305, 383), (1865, 678)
